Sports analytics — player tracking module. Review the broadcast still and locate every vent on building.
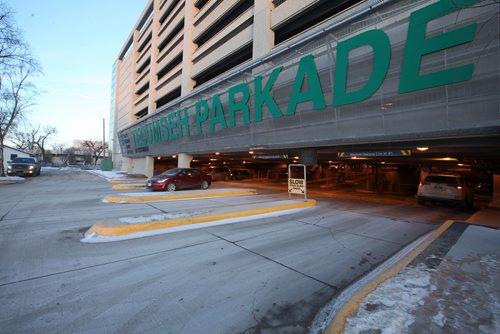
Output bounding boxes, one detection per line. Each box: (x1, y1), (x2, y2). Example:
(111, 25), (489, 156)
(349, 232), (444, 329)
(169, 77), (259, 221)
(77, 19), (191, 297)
(194, 0), (254, 47)
(194, 0), (210, 10)
(156, 87), (181, 109)
(157, 54), (183, 80)
(135, 107), (148, 119)
(274, 0), (363, 45)
(193, 43), (253, 87)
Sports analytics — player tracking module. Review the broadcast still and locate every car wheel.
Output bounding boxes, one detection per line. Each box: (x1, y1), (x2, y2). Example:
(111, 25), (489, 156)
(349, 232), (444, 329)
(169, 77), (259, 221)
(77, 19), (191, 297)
(201, 180), (209, 190)
(417, 198), (425, 205)
(166, 182), (176, 192)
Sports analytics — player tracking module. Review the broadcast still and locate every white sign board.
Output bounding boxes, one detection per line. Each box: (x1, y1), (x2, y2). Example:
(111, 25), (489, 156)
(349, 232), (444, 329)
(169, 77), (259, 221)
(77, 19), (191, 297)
(288, 164), (307, 201)
(288, 178), (305, 194)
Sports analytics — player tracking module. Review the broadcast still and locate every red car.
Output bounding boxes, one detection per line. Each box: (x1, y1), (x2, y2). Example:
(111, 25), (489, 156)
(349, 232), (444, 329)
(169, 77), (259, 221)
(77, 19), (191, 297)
(146, 168), (211, 192)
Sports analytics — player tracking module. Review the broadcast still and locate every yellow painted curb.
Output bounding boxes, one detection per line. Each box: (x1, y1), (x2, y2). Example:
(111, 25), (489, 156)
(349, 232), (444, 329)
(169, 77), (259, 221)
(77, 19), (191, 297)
(87, 199), (316, 237)
(105, 189), (258, 203)
(112, 184), (145, 190)
(109, 179), (147, 184)
(326, 220), (455, 334)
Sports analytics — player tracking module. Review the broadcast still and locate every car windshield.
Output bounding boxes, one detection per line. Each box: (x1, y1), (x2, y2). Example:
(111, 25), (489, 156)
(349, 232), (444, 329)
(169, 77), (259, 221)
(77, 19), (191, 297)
(160, 168), (182, 176)
(12, 158), (35, 163)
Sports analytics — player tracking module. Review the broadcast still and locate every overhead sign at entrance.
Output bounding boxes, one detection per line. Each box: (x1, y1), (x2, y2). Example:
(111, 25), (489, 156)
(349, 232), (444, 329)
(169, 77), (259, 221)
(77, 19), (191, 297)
(338, 150), (411, 158)
(118, 0), (496, 158)
(253, 154), (289, 159)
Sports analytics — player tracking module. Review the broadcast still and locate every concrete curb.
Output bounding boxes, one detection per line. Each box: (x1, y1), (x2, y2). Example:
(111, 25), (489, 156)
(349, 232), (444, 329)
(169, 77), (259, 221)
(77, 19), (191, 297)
(109, 179), (147, 184)
(104, 188), (258, 203)
(325, 220), (455, 334)
(85, 199), (317, 238)
(111, 184), (145, 190)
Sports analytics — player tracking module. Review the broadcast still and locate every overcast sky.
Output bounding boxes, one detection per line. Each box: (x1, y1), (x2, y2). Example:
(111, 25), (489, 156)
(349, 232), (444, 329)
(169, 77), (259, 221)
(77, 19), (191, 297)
(4, 0), (148, 147)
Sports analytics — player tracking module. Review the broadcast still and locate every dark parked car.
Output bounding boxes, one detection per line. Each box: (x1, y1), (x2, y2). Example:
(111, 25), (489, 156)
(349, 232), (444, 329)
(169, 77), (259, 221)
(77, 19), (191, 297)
(232, 169), (251, 180)
(146, 168), (211, 192)
(7, 157), (41, 176)
(209, 167), (232, 181)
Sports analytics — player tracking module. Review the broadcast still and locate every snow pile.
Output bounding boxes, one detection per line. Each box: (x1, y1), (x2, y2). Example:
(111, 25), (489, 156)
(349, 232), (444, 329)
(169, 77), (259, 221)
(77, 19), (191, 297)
(344, 264), (435, 334)
(85, 169), (128, 180)
(343, 253), (500, 333)
(118, 211), (213, 224)
(0, 176), (25, 183)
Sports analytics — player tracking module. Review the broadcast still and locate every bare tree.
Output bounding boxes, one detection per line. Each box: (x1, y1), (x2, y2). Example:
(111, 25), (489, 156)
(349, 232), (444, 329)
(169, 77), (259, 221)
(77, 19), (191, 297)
(81, 140), (108, 167)
(35, 126), (56, 163)
(10, 125), (57, 163)
(65, 147), (77, 165)
(0, 3), (40, 176)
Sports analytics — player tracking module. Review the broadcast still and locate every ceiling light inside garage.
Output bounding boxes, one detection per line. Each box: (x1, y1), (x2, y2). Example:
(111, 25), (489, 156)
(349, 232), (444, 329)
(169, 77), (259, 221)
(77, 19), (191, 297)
(417, 147), (429, 151)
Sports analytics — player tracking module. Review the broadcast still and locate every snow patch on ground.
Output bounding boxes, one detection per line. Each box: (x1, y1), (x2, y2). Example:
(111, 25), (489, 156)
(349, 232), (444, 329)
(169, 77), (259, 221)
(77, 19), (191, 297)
(344, 264), (435, 334)
(85, 169), (129, 180)
(0, 176), (25, 182)
(118, 211), (213, 224)
(343, 253), (500, 334)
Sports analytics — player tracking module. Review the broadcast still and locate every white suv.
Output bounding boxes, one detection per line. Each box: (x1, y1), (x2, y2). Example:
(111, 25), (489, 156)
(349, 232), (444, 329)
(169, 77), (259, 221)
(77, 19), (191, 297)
(417, 174), (473, 209)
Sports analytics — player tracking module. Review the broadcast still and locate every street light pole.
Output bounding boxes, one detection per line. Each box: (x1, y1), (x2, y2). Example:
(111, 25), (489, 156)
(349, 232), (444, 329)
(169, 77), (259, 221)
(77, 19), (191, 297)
(102, 118), (106, 159)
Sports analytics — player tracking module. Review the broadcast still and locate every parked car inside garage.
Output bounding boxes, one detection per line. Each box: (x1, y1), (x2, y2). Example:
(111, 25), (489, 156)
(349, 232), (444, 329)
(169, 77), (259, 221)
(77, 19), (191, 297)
(417, 174), (473, 209)
(7, 157), (41, 177)
(231, 169), (251, 180)
(209, 167), (232, 181)
(146, 168), (211, 192)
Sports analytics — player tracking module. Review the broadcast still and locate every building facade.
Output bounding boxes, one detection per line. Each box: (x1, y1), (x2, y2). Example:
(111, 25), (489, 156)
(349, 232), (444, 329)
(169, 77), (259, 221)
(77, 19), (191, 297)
(111, 0), (500, 184)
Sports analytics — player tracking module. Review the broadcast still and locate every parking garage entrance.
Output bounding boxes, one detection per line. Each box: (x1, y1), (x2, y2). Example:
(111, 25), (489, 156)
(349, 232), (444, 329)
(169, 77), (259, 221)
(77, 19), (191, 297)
(119, 0), (500, 204)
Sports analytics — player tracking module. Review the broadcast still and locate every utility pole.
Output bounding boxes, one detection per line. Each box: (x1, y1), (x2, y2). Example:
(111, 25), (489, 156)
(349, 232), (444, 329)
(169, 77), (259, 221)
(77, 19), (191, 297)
(102, 118), (106, 159)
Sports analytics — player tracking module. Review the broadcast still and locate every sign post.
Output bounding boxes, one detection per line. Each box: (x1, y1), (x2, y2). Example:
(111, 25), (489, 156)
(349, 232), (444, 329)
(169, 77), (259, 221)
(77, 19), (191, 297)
(288, 164), (307, 201)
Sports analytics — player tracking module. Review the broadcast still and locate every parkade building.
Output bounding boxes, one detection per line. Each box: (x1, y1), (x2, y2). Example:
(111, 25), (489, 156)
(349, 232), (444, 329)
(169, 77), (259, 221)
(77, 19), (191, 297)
(110, 0), (500, 199)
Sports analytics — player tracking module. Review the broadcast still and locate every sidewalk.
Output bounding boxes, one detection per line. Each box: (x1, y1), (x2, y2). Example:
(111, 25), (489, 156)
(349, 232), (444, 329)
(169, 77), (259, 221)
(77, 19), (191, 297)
(321, 208), (500, 333)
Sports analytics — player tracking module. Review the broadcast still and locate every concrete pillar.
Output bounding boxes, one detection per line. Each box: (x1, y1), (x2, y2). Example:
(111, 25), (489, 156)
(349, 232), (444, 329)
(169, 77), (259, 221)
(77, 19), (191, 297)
(178, 153), (193, 168)
(148, 0), (161, 113)
(131, 29), (140, 123)
(181, 0), (197, 94)
(145, 156), (155, 177)
(252, 0), (274, 75)
(492, 174), (500, 208)
(252, 0), (274, 58)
